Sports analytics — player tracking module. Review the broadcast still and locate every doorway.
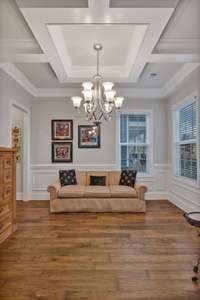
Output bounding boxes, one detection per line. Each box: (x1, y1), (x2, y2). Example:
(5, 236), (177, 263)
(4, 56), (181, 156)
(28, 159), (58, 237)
(10, 100), (30, 201)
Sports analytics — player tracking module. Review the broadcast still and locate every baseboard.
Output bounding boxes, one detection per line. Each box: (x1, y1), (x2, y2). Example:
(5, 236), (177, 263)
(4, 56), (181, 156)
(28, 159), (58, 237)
(167, 191), (200, 213)
(145, 191), (169, 200)
(30, 192), (49, 200)
(16, 192), (23, 200)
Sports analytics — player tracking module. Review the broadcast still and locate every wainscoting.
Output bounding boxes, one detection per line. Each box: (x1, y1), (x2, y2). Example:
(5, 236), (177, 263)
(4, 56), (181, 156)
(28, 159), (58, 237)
(29, 163), (170, 201)
(25, 163), (200, 213)
(167, 172), (200, 212)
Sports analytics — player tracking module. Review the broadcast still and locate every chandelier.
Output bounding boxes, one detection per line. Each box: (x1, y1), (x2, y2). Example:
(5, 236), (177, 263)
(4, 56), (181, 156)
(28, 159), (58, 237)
(71, 44), (124, 124)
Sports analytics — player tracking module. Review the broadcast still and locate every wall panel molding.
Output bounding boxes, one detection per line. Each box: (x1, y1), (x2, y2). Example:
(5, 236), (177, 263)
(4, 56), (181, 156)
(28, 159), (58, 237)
(23, 163), (200, 212)
(30, 163), (169, 199)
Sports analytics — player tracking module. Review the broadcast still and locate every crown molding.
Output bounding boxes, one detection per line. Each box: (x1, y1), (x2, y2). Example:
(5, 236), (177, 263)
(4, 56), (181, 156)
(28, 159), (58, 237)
(0, 63), (37, 97)
(0, 62), (199, 99)
(155, 37), (200, 53)
(149, 53), (200, 63)
(35, 87), (163, 98)
(162, 63), (200, 97)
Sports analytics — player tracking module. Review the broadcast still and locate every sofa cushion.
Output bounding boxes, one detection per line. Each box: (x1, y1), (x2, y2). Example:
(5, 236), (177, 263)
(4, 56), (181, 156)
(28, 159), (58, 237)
(109, 185), (137, 198)
(119, 170), (137, 187)
(76, 171), (86, 185)
(109, 171), (121, 186)
(58, 185), (85, 198)
(84, 186), (111, 198)
(59, 169), (77, 186)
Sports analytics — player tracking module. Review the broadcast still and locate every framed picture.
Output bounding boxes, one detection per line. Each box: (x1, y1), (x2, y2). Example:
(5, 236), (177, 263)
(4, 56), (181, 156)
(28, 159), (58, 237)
(51, 119), (73, 140)
(78, 125), (100, 148)
(52, 142), (73, 163)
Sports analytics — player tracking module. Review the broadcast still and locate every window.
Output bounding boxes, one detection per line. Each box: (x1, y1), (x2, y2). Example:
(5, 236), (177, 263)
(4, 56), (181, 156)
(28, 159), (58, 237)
(174, 99), (198, 181)
(120, 113), (150, 173)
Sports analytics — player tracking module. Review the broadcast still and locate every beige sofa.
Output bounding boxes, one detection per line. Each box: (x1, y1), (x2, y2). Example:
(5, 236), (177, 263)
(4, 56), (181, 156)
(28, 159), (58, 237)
(47, 171), (148, 213)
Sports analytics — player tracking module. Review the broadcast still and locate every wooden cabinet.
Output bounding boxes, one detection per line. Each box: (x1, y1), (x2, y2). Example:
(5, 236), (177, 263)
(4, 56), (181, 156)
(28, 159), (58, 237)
(0, 147), (17, 243)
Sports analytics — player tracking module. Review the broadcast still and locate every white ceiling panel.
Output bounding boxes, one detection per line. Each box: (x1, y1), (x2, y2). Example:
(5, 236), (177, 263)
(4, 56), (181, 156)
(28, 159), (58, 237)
(14, 63), (67, 88)
(137, 63), (183, 88)
(61, 25), (135, 66)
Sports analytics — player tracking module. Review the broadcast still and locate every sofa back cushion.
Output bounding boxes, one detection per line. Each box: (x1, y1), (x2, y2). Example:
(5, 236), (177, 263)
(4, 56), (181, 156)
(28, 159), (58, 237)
(90, 175), (106, 186)
(86, 171), (109, 186)
(109, 171), (121, 185)
(76, 171), (87, 185)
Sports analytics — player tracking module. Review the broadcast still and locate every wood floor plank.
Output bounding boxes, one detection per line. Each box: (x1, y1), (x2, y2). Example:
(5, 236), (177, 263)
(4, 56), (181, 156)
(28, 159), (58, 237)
(0, 200), (200, 300)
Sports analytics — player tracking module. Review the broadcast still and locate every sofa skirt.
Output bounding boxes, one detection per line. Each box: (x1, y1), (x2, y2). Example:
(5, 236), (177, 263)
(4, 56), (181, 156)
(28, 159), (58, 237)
(50, 197), (146, 213)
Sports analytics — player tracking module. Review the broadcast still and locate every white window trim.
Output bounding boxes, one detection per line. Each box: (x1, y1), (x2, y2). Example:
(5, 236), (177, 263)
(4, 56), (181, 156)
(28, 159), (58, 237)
(172, 92), (200, 187)
(116, 109), (153, 177)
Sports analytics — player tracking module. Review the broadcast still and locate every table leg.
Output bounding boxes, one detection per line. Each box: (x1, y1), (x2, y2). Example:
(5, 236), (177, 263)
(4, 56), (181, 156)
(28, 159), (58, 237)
(192, 257), (200, 282)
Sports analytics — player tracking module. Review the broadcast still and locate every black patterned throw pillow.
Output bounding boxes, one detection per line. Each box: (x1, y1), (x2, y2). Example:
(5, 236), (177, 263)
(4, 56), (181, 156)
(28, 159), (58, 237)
(119, 170), (137, 187)
(59, 169), (77, 186)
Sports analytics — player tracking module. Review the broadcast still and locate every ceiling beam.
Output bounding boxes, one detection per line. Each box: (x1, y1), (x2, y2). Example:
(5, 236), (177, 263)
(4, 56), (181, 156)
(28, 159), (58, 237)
(149, 53), (200, 63)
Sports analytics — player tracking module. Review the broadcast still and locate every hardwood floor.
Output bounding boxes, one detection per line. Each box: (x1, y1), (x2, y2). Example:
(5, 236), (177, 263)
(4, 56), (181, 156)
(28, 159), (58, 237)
(0, 200), (200, 300)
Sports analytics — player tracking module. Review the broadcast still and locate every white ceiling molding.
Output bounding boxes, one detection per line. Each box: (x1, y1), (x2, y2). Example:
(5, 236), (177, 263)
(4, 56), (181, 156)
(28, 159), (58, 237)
(149, 53), (200, 63)
(162, 63), (200, 96)
(1, 0), (199, 99)
(35, 87), (163, 99)
(47, 24), (148, 79)
(0, 63), (37, 97)
(18, 1), (175, 82)
(154, 38), (200, 53)
(1, 61), (199, 99)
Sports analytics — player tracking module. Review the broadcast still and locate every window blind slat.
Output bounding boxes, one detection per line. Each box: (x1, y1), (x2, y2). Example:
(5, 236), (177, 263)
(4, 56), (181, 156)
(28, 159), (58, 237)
(175, 100), (197, 181)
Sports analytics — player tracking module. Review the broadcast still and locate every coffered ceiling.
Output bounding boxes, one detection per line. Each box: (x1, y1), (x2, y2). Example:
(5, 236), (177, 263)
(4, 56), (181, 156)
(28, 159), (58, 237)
(0, 0), (199, 98)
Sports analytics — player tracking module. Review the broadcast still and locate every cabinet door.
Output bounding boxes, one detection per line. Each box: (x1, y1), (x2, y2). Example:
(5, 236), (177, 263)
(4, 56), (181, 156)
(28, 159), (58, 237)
(0, 156), (3, 204)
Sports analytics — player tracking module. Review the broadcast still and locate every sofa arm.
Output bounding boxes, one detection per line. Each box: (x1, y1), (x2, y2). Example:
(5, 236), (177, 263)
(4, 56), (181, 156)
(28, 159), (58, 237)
(47, 179), (61, 201)
(134, 183), (148, 201)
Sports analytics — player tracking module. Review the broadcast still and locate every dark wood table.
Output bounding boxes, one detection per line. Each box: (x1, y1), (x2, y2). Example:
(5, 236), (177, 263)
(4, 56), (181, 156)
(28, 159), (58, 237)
(184, 212), (200, 282)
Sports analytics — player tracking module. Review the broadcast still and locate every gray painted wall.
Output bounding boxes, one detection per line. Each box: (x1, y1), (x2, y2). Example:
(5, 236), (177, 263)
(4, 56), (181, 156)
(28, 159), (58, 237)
(0, 69), (33, 147)
(31, 99), (116, 165)
(31, 97), (168, 165)
(166, 66), (200, 212)
(167, 66), (200, 163)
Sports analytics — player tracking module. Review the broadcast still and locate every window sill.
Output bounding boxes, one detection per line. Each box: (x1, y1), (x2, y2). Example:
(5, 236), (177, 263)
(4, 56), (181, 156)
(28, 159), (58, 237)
(173, 175), (200, 189)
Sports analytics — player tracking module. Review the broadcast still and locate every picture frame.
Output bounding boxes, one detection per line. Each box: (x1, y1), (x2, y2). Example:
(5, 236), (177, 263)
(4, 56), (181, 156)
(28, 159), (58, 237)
(51, 119), (73, 140)
(78, 125), (100, 148)
(52, 142), (73, 163)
